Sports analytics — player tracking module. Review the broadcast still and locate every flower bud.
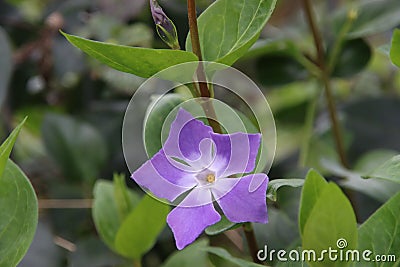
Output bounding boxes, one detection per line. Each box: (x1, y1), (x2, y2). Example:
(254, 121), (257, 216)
(150, 0), (180, 50)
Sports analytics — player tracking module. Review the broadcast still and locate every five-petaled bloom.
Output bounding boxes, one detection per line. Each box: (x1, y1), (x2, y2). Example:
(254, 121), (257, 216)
(131, 108), (268, 249)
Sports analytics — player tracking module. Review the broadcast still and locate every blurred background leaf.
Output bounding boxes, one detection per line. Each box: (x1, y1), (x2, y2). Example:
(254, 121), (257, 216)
(68, 236), (129, 267)
(256, 54), (308, 86)
(42, 113), (108, 183)
(333, 0), (400, 39)
(330, 38), (371, 78)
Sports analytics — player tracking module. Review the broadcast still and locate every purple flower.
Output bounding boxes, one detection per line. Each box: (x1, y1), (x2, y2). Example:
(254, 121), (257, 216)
(131, 108), (268, 249)
(150, 0), (180, 50)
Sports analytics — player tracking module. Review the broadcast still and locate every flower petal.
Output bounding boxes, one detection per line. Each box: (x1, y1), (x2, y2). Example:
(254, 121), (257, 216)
(163, 108), (213, 162)
(210, 132), (261, 177)
(167, 188), (220, 250)
(131, 150), (197, 202)
(213, 174), (268, 223)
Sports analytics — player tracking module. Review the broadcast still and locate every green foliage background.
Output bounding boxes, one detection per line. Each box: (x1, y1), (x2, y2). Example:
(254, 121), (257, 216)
(0, 0), (400, 266)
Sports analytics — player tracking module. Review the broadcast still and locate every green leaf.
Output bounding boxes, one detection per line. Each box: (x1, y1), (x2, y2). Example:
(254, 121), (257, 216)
(114, 195), (170, 259)
(0, 117), (26, 179)
(364, 155), (400, 184)
(61, 31), (197, 78)
(390, 29), (400, 68)
(162, 239), (210, 267)
(0, 27), (12, 109)
(205, 215), (240, 235)
(42, 113), (107, 182)
(216, 34), (260, 66)
(302, 183), (358, 267)
(267, 179), (304, 202)
(0, 160), (38, 267)
(144, 94), (185, 157)
(186, 0), (277, 65)
(331, 38), (371, 78)
(202, 246), (264, 267)
(267, 81), (318, 113)
(113, 173), (133, 221)
(334, 0), (400, 39)
(298, 170), (328, 236)
(92, 180), (140, 251)
(354, 192), (400, 266)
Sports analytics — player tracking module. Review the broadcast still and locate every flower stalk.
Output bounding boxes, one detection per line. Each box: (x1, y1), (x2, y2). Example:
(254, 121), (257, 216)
(187, 0), (262, 263)
(187, 0), (222, 133)
(187, 0), (203, 61)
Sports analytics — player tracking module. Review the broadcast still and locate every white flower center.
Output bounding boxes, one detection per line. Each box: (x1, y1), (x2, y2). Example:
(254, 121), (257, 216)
(195, 169), (216, 186)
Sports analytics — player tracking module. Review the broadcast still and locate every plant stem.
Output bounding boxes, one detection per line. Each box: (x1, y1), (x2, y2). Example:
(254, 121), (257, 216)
(187, 0), (222, 133)
(187, 0), (209, 98)
(301, 0), (349, 168)
(187, 1), (260, 262)
(187, 0), (202, 61)
(133, 259), (142, 267)
(243, 223), (262, 264)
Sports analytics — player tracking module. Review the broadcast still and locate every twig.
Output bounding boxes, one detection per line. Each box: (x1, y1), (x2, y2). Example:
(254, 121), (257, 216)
(53, 236), (76, 252)
(38, 199), (93, 209)
(301, 0), (349, 168)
